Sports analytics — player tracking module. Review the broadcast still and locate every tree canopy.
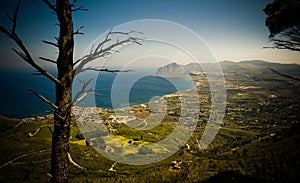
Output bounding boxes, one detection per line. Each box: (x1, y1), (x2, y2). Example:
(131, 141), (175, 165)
(263, 0), (300, 51)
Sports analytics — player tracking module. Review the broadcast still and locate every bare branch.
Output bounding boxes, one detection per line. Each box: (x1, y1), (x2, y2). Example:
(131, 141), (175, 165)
(69, 0), (87, 12)
(72, 78), (93, 105)
(110, 30), (144, 35)
(31, 72), (43, 76)
(73, 91), (91, 106)
(273, 38), (300, 48)
(27, 89), (58, 110)
(70, 0), (77, 7)
(11, 159), (51, 166)
(39, 57), (57, 64)
(67, 153), (86, 170)
(0, 149), (51, 169)
(0, 30), (59, 83)
(72, 30), (112, 67)
(74, 30), (143, 75)
(12, 48), (27, 60)
(2, 0), (22, 35)
(108, 162), (117, 172)
(265, 25), (300, 52)
(11, 0), (22, 33)
(73, 58), (83, 66)
(42, 40), (58, 47)
(72, 6), (88, 12)
(73, 26), (84, 35)
(42, 0), (56, 13)
(0, 10), (61, 85)
(80, 67), (133, 73)
(268, 68), (300, 82)
(196, 139), (204, 151)
(264, 45), (300, 52)
(14, 119), (26, 128)
(4, 12), (14, 22)
(28, 125), (53, 137)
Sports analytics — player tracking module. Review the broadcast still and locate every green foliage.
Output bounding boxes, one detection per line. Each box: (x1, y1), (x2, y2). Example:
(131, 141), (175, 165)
(264, 0), (300, 51)
(264, 0), (300, 37)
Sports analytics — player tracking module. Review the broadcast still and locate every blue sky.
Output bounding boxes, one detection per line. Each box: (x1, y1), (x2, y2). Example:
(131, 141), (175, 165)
(0, 0), (299, 68)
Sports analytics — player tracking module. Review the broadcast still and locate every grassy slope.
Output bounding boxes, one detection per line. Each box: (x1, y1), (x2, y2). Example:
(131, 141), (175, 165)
(0, 115), (299, 182)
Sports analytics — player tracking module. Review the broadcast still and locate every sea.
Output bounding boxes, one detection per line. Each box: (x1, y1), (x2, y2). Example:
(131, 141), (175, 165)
(0, 67), (194, 118)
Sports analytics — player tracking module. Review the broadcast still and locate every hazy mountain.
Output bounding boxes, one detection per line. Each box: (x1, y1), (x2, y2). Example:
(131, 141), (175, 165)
(156, 62), (185, 76)
(156, 60), (300, 77)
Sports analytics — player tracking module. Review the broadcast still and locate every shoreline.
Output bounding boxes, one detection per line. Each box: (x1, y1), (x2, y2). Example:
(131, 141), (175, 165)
(3, 86), (197, 121)
(1, 76), (197, 120)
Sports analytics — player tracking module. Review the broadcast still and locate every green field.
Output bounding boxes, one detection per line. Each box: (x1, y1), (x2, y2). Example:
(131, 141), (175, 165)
(1, 61), (300, 182)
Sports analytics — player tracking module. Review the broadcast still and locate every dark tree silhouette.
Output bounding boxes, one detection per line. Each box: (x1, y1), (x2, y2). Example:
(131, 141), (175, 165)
(263, 0), (300, 51)
(263, 0), (300, 82)
(0, 0), (142, 182)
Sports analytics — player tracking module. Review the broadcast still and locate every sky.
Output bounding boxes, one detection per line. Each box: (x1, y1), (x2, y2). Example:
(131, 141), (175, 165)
(0, 0), (299, 69)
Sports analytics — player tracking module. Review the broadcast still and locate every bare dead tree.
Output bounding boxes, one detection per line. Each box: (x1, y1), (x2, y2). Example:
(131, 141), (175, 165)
(0, 0), (142, 182)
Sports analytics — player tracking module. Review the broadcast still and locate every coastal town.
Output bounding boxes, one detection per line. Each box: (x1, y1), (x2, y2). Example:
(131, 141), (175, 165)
(2, 60), (299, 182)
(24, 61), (299, 144)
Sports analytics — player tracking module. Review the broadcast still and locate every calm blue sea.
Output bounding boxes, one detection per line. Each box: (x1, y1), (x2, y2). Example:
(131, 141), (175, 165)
(0, 68), (194, 118)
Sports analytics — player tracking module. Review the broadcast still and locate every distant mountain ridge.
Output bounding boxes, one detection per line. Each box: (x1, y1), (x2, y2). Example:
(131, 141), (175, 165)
(155, 60), (300, 77)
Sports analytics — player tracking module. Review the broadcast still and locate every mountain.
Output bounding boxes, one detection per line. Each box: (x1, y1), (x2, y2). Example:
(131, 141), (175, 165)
(156, 60), (300, 78)
(155, 62), (185, 76)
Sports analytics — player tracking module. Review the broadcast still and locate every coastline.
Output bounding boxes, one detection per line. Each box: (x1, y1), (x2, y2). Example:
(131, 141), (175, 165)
(12, 86), (196, 121)
(0, 74), (195, 119)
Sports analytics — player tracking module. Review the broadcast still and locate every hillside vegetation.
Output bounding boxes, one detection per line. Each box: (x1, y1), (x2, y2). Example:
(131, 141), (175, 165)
(0, 60), (299, 182)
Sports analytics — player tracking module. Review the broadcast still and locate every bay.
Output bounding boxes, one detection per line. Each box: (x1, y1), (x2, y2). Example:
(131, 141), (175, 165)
(0, 68), (194, 118)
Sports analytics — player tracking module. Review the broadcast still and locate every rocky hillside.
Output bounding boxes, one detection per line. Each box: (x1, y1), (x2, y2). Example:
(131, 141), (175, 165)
(156, 62), (185, 76)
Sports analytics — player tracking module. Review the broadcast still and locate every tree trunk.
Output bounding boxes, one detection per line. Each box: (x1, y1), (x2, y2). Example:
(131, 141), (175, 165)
(51, 0), (74, 182)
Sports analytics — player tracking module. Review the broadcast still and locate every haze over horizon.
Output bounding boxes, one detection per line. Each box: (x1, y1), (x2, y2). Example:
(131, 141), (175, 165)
(0, 0), (300, 69)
